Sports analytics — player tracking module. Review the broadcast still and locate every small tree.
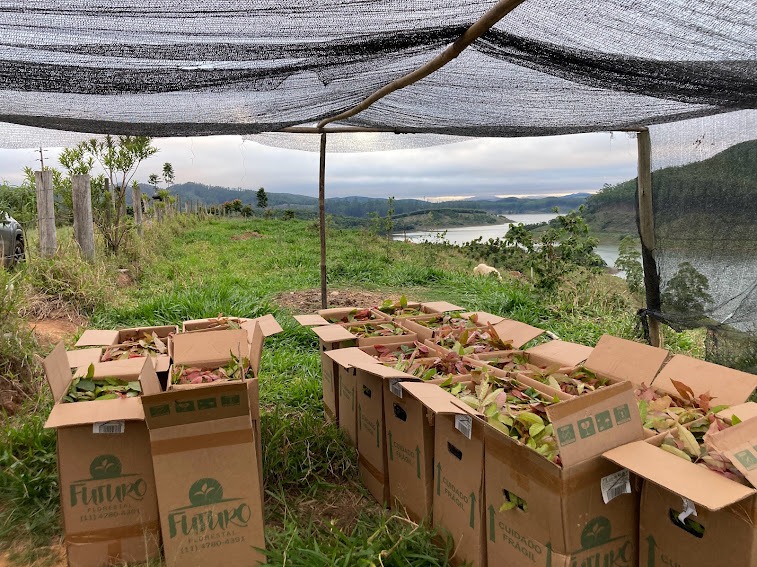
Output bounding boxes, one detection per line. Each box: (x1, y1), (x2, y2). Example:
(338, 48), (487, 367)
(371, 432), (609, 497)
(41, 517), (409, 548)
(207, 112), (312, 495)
(256, 187), (268, 209)
(661, 262), (713, 317)
(384, 196), (395, 240)
(615, 236), (643, 294)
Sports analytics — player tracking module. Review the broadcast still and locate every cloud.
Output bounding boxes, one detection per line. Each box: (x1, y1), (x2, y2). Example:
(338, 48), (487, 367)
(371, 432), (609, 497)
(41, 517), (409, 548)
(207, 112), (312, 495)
(0, 131), (638, 198)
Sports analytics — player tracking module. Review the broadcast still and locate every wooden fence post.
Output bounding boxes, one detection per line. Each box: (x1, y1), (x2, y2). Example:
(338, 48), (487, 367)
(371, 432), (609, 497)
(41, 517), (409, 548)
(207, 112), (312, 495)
(71, 174), (95, 261)
(132, 183), (143, 228)
(319, 132), (328, 309)
(34, 170), (57, 257)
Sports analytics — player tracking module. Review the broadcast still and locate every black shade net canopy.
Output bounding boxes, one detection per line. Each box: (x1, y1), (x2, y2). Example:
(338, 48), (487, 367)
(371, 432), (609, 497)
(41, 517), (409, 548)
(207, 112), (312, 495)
(0, 0), (756, 369)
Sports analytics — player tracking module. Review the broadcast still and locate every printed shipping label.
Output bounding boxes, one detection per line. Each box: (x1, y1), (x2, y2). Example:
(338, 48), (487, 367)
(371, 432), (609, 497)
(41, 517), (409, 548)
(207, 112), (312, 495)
(92, 420), (125, 434)
(601, 469), (631, 504)
(455, 415), (472, 440)
(389, 379), (403, 398)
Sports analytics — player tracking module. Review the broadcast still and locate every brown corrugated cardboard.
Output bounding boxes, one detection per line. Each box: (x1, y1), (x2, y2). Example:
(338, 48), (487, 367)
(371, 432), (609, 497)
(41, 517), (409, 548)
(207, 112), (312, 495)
(484, 380), (644, 567)
(431, 395), (486, 567)
(420, 301), (465, 313)
(75, 330), (119, 348)
(384, 381), (448, 523)
(66, 347), (104, 369)
(461, 311), (505, 325)
(526, 339), (593, 367)
(324, 347), (380, 444)
(355, 362), (418, 504)
(168, 325), (264, 390)
(241, 314), (283, 337)
(73, 355), (171, 380)
(604, 404), (757, 567)
(293, 313), (330, 326)
(583, 334), (669, 384)
(316, 306), (390, 324)
(651, 353), (757, 406)
(398, 313), (482, 343)
(489, 319), (545, 349)
(142, 380), (265, 567)
(181, 315), (250, 332)
(43, 344), (162, 567)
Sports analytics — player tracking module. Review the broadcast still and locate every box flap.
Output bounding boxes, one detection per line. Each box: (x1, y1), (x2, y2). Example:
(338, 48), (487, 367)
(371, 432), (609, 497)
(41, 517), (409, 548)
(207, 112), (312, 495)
(139, 357), (163, 396)
(420, 301), (464, 313)
(311, 324), (356, 343)
(243, 314), (283, 337)
(708, 411), (757, 489)
(324, 347), (379, 369)
(44, 396), (145, 429)
(603, 440), (756, 511)
(490, 319), (545, 349)
(546, 381), (643, 467)
(652, 354), (757, 406)
(172, 328), (248, 366)
(398, 380), (453, 402)
(141, 381), (252, 429)
(43, 342), (73, 402)
(525, 340), (592, 367)
(75, 329), (119, 347)
(66, 347), (103, 369)
(462, 311), (505, 325)
(248, 322), (264, 377)
(73, 356), (148, 379)
(717, 402), (757, 423)
(584, 334), (668, 385)
(353, 360), (416, 379)
(117, 325), (177, 342)
(294, 314), (330, 326)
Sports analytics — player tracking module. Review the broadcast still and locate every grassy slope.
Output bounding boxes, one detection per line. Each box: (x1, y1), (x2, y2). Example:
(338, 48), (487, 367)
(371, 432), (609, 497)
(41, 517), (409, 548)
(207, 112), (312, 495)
(0, 217), (701, 566)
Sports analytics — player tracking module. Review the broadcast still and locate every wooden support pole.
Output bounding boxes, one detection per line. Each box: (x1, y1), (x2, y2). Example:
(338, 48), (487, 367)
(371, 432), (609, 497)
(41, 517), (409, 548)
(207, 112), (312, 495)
(71, 174), (95, 261)
(637, 129), (662, 347)
(132, 183), (143, 228)
(317, 0), (526, 129)
(319, 133), (328, 309)
(34, 170), (56, 257)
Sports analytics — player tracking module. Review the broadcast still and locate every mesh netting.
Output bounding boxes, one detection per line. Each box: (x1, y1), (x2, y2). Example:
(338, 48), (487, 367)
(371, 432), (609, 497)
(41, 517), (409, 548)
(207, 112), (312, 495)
(649, 111), (757, 372)
(0, 0), (753, 143)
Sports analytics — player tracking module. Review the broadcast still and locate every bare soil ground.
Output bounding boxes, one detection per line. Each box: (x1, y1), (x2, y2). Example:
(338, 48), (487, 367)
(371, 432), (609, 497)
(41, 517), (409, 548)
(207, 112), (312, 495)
(274, 288), (393, 313)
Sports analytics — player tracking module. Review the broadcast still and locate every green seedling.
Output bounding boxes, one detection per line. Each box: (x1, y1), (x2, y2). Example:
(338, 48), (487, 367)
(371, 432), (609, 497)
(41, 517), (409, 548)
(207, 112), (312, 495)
(172, 351), (252, 385)
(660, 413), (746, 485)
(441, 371), (562, 465)
(377, 295), (422, 317)
(63, 364), (141, 403)
(100, 331), (170, 362)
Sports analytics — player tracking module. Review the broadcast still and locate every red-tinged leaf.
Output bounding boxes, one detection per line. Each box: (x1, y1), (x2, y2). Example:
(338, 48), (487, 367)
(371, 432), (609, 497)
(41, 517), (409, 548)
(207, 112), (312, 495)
(670, 379), (696, 402)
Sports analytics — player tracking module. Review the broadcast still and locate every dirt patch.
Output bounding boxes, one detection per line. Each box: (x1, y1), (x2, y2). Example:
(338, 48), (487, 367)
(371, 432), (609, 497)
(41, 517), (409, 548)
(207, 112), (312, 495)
(274, 288), (393, 313)
(231, 231), (264, 241)
(0, 542), (65, 567)
(27, 319), (80, 347)
(116, 269), (133, 287)
(19, 293), (89, 325)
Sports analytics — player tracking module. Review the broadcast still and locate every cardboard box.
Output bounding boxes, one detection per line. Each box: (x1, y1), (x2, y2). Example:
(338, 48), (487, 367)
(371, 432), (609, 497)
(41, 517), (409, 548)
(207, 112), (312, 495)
(75, 325), (177, 349)
(168, 326), (263, 390)
(317, 307), (391, 325)
(383, 381), (448, 523)
(323, 347), (381, 445)
(181, 315), (250, 333)
(430, 390), (487, 567)
(398, 312), (485, 343)
(437, 318), (546, 356)
(42, 343), (161, 567)
(141, 370), (265, 567)
(309, 324), (417, 424)
(66, 347), (105, 369)
(484, 373), (647, 567)
(604, 403), (757, 567)
(476, 339), (592, 372)
(419, 301), (465, 314)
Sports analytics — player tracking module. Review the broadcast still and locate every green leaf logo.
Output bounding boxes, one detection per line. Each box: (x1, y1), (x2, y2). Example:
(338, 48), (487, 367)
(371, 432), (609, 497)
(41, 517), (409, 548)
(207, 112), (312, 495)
(188, 478), (224, 506)
(581, 516), (612, 550)
(90, 454), (122, 480)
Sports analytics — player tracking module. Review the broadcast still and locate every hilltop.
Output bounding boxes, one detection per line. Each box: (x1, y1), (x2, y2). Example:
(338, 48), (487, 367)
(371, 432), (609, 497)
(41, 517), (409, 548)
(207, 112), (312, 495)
(583, 139), (757, 240)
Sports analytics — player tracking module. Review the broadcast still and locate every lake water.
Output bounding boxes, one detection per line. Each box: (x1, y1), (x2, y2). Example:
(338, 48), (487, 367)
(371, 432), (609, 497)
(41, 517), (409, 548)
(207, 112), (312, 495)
(394, 214), (621, 267)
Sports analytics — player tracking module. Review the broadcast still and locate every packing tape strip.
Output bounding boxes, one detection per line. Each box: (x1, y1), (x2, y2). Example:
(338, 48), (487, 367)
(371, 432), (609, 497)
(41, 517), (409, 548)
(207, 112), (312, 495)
(358, 454), (386, 483)
(151, 428), (254, 455)
(66, 520), (160, 543)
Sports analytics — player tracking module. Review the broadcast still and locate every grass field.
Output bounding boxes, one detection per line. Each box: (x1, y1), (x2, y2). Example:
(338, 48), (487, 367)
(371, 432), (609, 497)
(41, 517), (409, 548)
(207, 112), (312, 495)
(0, 216), (702, 566)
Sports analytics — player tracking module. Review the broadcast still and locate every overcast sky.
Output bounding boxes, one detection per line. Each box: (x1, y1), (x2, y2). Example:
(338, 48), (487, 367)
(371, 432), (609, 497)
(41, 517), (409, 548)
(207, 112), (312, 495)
(0, 131), (638, 200)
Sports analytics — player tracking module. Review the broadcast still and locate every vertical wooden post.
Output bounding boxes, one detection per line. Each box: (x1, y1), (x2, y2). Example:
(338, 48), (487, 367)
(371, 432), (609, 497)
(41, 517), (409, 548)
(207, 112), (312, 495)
(637, 129), (662, 347)
(71, 174), (95, 261)
(132, 183), (143, 228)
(34, 170), (56, 257)
(319, 133), (328, 309)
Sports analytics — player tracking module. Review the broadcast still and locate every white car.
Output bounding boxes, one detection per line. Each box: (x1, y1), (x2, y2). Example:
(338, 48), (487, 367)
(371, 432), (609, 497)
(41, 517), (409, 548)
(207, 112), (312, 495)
(1, 212), (24, 267)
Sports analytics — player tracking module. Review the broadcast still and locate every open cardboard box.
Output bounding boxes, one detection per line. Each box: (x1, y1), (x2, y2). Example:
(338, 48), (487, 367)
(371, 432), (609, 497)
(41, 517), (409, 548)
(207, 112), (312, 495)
(308, 323), (417, 424)
(436, 318), (547, 360)
(324, 347), (419, 503)
(141, 360), (266, 567)
(42, 344), (161, 567)
(475, 339), (592, 372)
(397, 312), (485, 343)
(604, 402), (757, 567)
(167, 325), (263, 391)
(181, 315), (249, 332)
